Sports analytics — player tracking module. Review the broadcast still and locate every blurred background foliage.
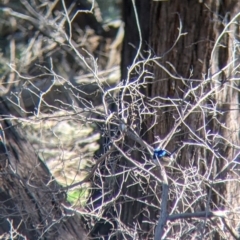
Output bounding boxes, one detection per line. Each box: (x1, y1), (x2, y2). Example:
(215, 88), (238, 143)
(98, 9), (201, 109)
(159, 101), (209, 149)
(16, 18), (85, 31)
(0, 0), (122, 206)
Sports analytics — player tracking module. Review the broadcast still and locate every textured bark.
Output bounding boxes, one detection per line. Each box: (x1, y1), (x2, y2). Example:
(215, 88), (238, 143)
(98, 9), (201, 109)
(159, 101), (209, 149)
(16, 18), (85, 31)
(121, 0), (150, 80)
(90, 0), (240, 239)
(0, 99), (87, 239)
(121, 0), (240, 239)
(120, 1), (155, 237)
(149, 1), (240, 237)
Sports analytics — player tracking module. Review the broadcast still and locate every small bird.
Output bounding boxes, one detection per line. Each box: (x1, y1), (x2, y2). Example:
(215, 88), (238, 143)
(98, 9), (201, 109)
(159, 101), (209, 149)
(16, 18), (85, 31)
(153, 148), (173, 166)
(153, 145), (181, 166)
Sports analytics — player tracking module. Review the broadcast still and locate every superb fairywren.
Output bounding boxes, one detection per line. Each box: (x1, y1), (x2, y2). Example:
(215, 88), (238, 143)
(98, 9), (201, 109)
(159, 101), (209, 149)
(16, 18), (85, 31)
(152, 146), (180, 166)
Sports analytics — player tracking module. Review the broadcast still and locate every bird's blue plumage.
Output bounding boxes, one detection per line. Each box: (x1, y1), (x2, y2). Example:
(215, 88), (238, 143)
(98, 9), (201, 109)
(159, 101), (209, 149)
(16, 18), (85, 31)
(153, 149), (170, 159)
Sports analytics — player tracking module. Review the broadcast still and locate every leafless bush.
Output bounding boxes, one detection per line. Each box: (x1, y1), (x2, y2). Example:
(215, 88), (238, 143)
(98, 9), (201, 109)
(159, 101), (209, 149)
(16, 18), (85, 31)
(1, 0), (240, 239)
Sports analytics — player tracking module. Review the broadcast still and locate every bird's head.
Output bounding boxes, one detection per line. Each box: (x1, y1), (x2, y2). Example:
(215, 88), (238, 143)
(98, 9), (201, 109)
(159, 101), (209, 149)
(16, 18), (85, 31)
(153, 148), (170, 159)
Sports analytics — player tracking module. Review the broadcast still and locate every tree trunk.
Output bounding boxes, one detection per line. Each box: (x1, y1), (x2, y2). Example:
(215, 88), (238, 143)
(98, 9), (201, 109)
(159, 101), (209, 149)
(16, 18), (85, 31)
(0, 99), (87, 239)
(89, 0), (240, 239)
(148, 1), (240, 239)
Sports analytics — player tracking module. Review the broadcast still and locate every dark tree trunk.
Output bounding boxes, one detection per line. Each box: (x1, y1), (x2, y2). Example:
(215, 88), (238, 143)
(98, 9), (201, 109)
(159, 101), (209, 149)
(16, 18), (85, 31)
(148, 2), (240, 239)
(121, 1), (150, 80)
(90, 0), (240, 239)
(0, 98), (87, 239)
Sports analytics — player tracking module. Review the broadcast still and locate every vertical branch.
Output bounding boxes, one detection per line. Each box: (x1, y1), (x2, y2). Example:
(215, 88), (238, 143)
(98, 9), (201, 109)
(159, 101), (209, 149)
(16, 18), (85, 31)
(154, 168), (169, 240)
